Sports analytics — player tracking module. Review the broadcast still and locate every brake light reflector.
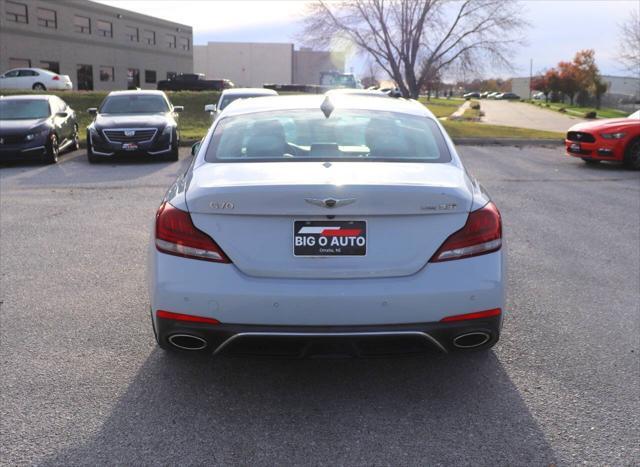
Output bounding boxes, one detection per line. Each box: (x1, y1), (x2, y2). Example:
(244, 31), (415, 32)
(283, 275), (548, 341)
(430, 202), (502, 262)
(157, 310), (220, 325)
(155, 201), (230, 263)
(440, 308), (502, 322)
(52, 75), (60, 80)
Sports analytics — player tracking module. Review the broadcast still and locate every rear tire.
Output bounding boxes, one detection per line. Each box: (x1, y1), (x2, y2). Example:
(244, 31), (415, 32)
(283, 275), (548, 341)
(43, 133), (59, 164)
(582, 158), (600, 165)
(32, 83), (46, 91)
(623, 138), (640, 170)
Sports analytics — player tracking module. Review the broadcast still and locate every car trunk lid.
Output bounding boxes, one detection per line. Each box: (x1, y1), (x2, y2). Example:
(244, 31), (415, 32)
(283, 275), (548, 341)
(186, 161), (472, 279)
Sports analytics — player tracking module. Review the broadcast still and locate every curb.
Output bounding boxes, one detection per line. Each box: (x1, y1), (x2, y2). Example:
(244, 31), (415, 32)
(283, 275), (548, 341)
(79, 138), (562, 149)
(452, 138), (564, 146)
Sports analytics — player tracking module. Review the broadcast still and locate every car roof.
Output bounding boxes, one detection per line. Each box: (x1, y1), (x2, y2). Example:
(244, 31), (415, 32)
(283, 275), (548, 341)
(221, 88), (278, 97)
(106, 90), (167, 97)
(3, 67), (51, 73)
(221, 94), (432, 118)
(0, 94), (51, 101)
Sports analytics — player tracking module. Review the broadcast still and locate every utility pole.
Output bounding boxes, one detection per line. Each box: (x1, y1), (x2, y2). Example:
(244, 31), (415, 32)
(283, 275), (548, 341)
(529, 58), (533, 100)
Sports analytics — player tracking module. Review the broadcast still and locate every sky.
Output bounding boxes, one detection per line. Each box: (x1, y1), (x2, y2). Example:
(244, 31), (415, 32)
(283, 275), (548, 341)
(95, 0), (639, 80)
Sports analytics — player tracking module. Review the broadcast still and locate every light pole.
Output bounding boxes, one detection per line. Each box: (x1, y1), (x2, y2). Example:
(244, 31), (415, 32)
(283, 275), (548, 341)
(529, 58), (533, 100)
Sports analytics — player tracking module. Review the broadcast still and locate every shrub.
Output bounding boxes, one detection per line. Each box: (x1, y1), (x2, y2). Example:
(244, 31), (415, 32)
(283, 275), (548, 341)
(584, 111), (597, 119)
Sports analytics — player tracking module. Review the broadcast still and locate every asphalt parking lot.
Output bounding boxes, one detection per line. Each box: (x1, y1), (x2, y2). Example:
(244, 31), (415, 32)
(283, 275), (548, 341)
(1, 147), (639, 465)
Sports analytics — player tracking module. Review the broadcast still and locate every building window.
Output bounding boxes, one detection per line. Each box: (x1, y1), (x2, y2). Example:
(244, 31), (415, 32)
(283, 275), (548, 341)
(9, 58), (31, 69)
(37, 7), (56, 28)
(166, 34), (176, 49)
(166, 71), (176, 80)
(77, 64), (94, 91)
(125, 25), (139, 42)
(40, 61), (60, 74)
(144, 70), (157, 84)
(96, 20), (112, 38)
(127, 68), (140, 89)
(74, 15), (91, 34)
(99, 66), (114, 82)
(6, 1), (28, 23)
(179, 37), (190, 51)
(143, 29), (156, 45)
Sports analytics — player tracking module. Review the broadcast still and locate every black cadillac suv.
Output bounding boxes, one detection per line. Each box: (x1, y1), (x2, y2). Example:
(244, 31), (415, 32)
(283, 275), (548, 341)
(86, 90), (182, 163)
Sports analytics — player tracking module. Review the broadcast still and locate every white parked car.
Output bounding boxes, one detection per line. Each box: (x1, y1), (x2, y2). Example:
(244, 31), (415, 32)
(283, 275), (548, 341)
(0, 68), (72, 91)
(149, 94), (505, 356)
(204, 88), (278, 119)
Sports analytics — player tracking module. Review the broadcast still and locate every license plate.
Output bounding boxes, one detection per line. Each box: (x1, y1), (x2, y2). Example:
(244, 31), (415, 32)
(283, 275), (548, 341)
(570, 143), (581, 153)
(294, 220), (366, 256)
(122, 142), (138, 151)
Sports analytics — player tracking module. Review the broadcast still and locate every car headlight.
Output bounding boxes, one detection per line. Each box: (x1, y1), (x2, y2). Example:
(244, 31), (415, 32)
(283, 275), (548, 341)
(24, 129), (49, 141)
(162, 125), (174, 136)
(601, 132), (626, 139)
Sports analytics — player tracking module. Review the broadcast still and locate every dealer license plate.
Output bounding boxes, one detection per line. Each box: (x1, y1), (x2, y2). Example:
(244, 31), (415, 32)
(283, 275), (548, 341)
(293, 220), (366, 256)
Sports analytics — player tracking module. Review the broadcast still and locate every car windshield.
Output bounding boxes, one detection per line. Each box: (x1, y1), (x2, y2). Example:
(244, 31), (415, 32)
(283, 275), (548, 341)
(99, 95), (168, 114)
(205, 109), (451, 162)
(219, 94), (270, 111)
(0, 99), (50, 120)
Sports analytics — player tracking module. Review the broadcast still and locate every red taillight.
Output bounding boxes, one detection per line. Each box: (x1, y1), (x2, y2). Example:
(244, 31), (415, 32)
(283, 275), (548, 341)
(440, 308), (502, 322)
(430, 202), (502, 262)
(157, 310), (220, 325)
(155, 201), (230, 263)
(51, 75), (60, 81)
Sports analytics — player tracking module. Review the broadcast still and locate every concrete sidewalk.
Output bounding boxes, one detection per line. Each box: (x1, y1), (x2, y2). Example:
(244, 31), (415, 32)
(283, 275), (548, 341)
(480, 100), (587, 132)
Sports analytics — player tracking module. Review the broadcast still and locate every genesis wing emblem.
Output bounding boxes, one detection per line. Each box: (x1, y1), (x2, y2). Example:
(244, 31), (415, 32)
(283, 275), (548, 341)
(305, 198), (357, 208)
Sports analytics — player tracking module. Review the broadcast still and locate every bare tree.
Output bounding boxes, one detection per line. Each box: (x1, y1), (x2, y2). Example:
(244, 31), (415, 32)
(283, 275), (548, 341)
(301, 0), (527, 98)
(361, 59), (380, 88)
(618, 9), (640, 74)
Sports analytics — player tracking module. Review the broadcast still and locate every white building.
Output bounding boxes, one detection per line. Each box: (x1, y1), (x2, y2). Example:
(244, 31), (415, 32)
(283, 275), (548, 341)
(194, 42), (345, 88)
(0, 0), (193, 91)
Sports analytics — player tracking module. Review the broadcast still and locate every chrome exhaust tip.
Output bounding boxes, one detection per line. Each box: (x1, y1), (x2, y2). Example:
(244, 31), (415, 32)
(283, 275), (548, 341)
(452, 332), (491, 349)
(167, 334), (208, 351)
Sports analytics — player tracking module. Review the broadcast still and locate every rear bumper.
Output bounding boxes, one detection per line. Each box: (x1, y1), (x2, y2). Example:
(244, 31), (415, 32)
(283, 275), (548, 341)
(153, 316), (503, 355)
(565, 139), (625, 161)
(149, 244), (505, 328)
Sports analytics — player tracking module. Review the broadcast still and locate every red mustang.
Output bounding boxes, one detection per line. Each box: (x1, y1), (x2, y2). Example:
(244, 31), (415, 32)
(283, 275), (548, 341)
(565, 110), (640, 169)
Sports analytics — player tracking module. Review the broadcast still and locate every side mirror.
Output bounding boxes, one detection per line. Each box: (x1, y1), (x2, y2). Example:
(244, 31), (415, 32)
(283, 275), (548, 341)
(56, 111), (68, 118)
(204, 104), (216, 113)
(87, 108), (97, 115)
(173, 105), (184, 113)
(191, 141), (201, 156)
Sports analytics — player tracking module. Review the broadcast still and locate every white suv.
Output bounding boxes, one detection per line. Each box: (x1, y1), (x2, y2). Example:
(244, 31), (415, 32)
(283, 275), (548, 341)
(0, 68), (73, 91)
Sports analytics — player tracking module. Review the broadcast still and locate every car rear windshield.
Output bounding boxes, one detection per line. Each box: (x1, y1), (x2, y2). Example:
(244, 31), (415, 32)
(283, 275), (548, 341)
(0, 99), (50, 120)
(99, 95), (168, 114)
(204, 109), (451, 162)
(219, 94), (271, 111)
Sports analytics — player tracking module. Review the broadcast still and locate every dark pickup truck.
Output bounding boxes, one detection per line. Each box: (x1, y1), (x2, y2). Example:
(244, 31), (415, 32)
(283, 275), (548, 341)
(157, 73), (234, 92)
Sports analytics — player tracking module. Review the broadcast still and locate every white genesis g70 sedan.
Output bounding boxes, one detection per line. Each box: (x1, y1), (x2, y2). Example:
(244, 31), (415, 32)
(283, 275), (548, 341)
(148, 94), (505, 356)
